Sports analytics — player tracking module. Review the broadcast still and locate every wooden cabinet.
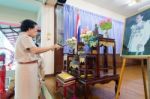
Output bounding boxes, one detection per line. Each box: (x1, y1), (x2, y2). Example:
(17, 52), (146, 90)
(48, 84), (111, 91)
(54, 4), (64, 74)
(54, 48), (64, 74)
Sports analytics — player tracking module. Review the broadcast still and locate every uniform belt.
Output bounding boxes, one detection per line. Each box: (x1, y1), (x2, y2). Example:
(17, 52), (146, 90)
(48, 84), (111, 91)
(19, 60), (38, 64)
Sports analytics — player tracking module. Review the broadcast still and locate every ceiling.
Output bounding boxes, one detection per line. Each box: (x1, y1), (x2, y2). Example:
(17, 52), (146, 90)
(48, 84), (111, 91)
(0, 0), (149, 17)
(0, 24), (20, 46)
(0, 0), (41, 12)
(84, 0), (150, 17)
(0, 24), (41, 47)
(0, 0), (42, 46)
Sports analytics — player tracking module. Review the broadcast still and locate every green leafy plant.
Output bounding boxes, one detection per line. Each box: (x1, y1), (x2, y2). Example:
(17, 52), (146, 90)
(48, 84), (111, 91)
(80, 31), (98, 47)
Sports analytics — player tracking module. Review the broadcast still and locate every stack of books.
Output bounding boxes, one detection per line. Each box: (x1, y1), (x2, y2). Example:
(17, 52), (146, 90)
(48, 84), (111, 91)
(56, 72), (75, 82)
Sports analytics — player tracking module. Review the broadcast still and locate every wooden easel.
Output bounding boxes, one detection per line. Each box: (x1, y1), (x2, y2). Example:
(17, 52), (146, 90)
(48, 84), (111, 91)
(115, 58), (148, 99)
(141, 59), (148, 99)
(147, 58), (150, 98)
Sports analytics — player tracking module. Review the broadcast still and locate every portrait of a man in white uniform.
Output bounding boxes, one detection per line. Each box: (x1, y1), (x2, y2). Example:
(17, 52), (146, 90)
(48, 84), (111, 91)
(122, 8), (150, 57)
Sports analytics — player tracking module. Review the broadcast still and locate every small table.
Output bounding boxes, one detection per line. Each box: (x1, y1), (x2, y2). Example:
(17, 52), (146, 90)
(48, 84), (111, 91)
(56, 74), (76, 98)
(99, 38), (116, 74)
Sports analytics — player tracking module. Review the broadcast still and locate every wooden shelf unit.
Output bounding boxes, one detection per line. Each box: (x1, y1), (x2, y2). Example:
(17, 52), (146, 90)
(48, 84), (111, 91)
(64, 38), (119, 99)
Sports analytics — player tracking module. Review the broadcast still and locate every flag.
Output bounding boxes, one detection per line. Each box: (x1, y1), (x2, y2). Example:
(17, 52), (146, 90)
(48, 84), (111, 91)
(75, 13), (81, 42)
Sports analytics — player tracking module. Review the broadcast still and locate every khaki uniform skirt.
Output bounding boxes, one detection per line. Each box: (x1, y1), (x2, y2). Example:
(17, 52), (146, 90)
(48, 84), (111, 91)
(15, 62), (39, 99)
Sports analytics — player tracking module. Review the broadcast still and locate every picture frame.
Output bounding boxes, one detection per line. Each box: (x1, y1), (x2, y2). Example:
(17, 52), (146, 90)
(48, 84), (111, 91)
(121, 8), (150, 58)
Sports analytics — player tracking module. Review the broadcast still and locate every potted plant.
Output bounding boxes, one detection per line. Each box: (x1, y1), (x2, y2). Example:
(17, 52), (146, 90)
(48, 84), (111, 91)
(99, 18), (112, 38)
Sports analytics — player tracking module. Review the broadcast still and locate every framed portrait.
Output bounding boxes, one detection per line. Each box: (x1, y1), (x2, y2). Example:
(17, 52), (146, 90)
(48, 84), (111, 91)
(121, 8), (150, 58)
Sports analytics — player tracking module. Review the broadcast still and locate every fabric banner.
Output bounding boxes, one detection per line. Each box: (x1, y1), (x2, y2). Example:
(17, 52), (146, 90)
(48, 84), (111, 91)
(74, 13), (81, 42)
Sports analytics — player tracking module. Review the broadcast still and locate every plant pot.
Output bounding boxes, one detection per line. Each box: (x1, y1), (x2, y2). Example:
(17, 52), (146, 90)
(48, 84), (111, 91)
(103, 30), (109, 38)
(91, 47), (97, 54)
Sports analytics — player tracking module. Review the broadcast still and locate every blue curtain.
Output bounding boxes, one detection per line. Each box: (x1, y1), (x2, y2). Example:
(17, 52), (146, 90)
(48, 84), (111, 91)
(63, 4), (124, 54)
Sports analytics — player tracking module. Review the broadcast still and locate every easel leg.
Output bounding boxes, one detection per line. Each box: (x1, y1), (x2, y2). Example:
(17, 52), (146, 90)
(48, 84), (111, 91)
(147, 58), (150, 98)
(115, 58), (126, 99)
(141, 59), (148, 99)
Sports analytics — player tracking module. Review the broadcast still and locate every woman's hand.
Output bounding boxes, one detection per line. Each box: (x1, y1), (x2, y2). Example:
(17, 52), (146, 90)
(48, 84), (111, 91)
(50, 45), (55, 51)
(54, 44), (61, 50)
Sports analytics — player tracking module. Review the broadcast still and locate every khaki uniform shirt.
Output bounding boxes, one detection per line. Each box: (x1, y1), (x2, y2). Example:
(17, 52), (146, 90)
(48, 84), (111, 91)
(15, 33), (38, 62)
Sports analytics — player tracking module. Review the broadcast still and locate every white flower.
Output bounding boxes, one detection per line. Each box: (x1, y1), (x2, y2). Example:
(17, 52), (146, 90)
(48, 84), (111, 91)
(72, 37), (76, 40)
(66, 37), (77, 49)
(80, 30), (94, 45)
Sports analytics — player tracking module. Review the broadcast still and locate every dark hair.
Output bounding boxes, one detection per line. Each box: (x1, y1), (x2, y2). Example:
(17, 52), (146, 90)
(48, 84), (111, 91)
(20, 19), (37, 32)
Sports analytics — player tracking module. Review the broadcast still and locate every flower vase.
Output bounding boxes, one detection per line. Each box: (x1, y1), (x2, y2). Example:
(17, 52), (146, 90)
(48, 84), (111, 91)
(74, 43), (77, 54)
(103, 30), (109, 38)
(91, 47), (97, 54)
(72, 49), (75, 54)
(68, 48), (75, 54)
(84, 44), (91, 54)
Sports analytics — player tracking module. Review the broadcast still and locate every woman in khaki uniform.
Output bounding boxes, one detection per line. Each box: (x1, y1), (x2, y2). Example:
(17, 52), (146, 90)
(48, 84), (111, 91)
(15, 19), (60, 99)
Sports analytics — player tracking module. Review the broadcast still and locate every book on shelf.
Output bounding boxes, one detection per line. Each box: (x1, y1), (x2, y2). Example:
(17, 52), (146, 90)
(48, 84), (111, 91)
(57, 78), (76, 85)
(56, 72), (75, 82)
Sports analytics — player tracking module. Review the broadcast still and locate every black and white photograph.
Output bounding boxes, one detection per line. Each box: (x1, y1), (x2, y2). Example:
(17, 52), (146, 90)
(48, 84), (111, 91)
(122, 8), (150, 57)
